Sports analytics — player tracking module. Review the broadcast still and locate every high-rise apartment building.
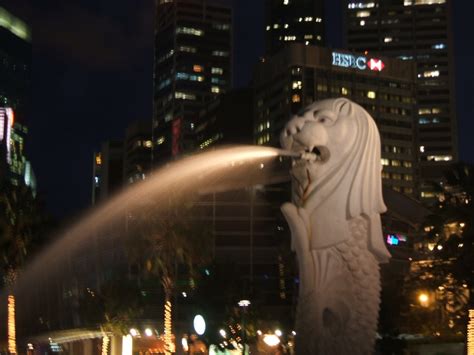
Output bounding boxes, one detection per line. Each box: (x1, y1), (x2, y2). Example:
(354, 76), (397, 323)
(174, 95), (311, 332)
(0, 6), (34, 191)
(264, 0), (325, 55)
(153, 0), (232, 164)
(345, 0), (456, 201)
(254, 44), (418, 196)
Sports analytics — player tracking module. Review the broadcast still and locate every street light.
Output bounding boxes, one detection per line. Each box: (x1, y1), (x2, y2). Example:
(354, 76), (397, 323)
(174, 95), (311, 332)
(418, 292), (430, 307)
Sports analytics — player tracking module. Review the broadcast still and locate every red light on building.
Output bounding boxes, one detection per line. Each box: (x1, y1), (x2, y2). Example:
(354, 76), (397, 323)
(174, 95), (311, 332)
(172, 118), (182, 157)
(368, 58), (385, 71)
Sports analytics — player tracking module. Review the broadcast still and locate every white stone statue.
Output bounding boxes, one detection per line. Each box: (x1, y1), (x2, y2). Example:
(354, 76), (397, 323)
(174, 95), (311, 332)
(280, 98), (391, 354)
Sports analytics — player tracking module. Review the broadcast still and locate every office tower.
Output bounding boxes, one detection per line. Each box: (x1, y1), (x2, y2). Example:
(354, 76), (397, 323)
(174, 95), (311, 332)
(153, 0), (232, 164)
(345, 0), (456, 201)
(0, 6), (33, 190)
(264, 0), (325, 55)
(254, 43), (418, 196)
(123, 120), (153, 184)
(92, 140), (124, 204)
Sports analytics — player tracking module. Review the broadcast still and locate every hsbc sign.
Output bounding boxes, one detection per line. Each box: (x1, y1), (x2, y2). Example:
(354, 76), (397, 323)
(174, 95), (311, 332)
(332, 52), (385, 72)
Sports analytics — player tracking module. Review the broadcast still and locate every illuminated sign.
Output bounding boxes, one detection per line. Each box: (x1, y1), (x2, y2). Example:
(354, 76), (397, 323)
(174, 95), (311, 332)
(332, 52), (385, 72)
(386, 234), (407, 246)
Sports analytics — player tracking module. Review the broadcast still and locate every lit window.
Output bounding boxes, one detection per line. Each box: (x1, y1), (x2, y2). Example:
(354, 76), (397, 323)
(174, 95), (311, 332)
(432, 43), (446, 49)
(304, 34), (313, 39)
(367, 91), (376, 99)
(291, 94), (301, 103)
(176, 27), (203, 36)
(178, 46), (196, 53)
(211, 67), (223, 75)
(175, 92), (196, 100)
(273, 24), (279, 29)
(211, 86), (220, 93)
(266, 25), (270, 31)
(283, 0), (289, 4)
(360, 20), (366, 26)
(414, 0), (445, 5)
(392, 173), (402, 180)
(381, 159), (389, 166)
(382, 172), (390, 179)
(156, 136), (165, 145)
(427, 155), (452, 162)
(144, 140), (153, 148)
(404, 174), (413, 181)
(404, 0), (413, 5)
(384, 37), (393, 43)
(315, 17), (322, 22)
(284, 24), (289, 28)
(212, 50), (229, 57)
(292, 81), (302, 89)
(193, 65), (204, 72)
(356, 11), (371, 17)
(348, 2), (375, 9)
(341, 87), (349, 95)
(392, 160), (401, 167)
(212, 23), (230, 30)
(419, 145), (425, 153)
(432, 108), (441, 114)
(418, 108), (431, 115)
(298, 17), (303, 22)
(423, 70), (439, 78)
(403, 161), (413, 168)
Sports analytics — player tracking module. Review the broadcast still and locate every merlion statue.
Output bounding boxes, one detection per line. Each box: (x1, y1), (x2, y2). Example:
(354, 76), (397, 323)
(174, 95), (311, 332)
(280, 98), (391, 354)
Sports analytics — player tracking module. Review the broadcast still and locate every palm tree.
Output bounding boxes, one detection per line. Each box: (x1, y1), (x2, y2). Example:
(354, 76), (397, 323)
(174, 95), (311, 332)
(0, 181), (42, 353)
(131, 199), (213, 354)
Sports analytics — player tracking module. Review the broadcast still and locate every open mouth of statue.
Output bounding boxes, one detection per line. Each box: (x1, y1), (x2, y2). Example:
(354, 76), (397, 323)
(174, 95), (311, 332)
(295, 146), (330, 164)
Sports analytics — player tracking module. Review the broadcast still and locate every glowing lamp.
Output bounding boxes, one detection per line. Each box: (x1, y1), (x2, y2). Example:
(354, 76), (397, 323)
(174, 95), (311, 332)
(193, 315), (206, 335)
(263, 334), (280, 347)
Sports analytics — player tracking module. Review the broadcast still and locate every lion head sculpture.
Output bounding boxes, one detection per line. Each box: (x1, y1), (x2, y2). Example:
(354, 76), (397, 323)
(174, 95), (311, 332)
(281, 98), (390, 263)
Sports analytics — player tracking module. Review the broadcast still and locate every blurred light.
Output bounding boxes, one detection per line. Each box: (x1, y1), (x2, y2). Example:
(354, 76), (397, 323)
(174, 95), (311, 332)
(437, 245), (443, 250)
(468, 309), (474, 355)
(275, 329), (282, 337)
(129, 328), (138, 337)
(418, 292), (430, 307)
(263, 334), (280, 347)
(292, 331), (296, 336)
(193, 315), (206, 335)
(8, 295), (16, 355)
(219, 329), (226, 338)
(257, 330), (262, 336)
(144, 328), (153, 337)
(182, 292), (187, 298)
(238, 300), (251, 307)
(181, 337), (189, 352)
(122, 335), (133, 355)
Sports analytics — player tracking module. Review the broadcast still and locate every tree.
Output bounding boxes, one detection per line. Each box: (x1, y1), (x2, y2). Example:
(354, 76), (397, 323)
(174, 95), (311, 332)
(0, 180), (45, 353)
(131, 199), (214, 354)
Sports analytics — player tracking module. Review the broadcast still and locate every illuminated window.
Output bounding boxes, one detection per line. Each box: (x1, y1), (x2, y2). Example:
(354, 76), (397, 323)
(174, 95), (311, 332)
(403, 161), (413, 168)
(381, 158), (389, 166)
(317, 84), (327, 92)
(211, 86), (220, 93)
(95, 154), (102, 165)
(304, 34), (313, 39)
(284, 0), (289, 4)
(315, 17), (322, 22)
(423, 70), (439, 78)
(432, 108), (441, 114)
(356, 11), (371, 17)
(419, 145), (425, 153)
(291, 94), (301, 103)
(341, 87), (349, 95)
(418, 108), (431, 115)
(212, 50), (229, 57)
(178, 46), (196, 53)
(175, 92), (196, 100)
(427, 155), (452, 162)
(144, 140), (153, 148)
(382, 172), (390, 179)
(404, 174), (413, 181)
(266, 25), (270, 31)
(392, 173), (402, 180)
(367, 91), (376, 99)
(348, 2), (375, 9)
(415, 0), (445, 5)
(432, 43), (446, 49)
(176, 27), (203, 36)
(211, 67), (223, 75)
(284, 24), (289, 28)
(404, 187), (413, 194)
(384, 37), (393, 43)
(273, 24), (279, 29)
(292, 81), (302, 89)
(156, 136), (165, 145)
(193, 65), (204, 72)
(391, 160), (401, 167)
(421, 191), (436, 198)
(213, 23), (230, 30)
(360, 20), (366, 26)
(404, 0), (413, 5)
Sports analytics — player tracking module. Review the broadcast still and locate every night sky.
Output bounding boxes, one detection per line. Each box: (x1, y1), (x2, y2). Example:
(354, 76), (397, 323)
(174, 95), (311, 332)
(6, 0), (474, 217)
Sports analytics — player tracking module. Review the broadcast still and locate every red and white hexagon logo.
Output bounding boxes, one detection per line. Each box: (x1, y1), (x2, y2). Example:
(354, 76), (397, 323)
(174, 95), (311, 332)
(368, 58), (385, 71)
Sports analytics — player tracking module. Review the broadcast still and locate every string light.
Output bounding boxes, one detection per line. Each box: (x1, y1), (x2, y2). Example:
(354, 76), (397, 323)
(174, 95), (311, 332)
(8, 295), (17, 355)
(101, 334), (109, 355)
(468, 309), (474, 355)
(164, 300), (172, 355)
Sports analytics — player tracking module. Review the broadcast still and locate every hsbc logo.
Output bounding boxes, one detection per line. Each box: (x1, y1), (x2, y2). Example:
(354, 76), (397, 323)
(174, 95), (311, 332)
(332, 52), (385, 72)
(368, 58), (385, 71)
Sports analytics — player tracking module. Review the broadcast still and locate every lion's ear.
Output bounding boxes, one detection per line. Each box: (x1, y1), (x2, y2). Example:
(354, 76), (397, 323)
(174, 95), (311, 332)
(335, 98), (353, 117)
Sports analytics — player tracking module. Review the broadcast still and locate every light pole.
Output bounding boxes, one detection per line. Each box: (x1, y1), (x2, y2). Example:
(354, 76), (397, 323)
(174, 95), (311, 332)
(238, 300), (250, 355)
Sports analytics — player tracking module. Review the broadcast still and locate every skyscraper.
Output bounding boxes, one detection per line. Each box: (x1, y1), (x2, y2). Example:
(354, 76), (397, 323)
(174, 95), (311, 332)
(345, 0), (457, 201)
(253, 44), (418, 196)
(264, 0), (325, 55)
(153, 0), (232, 164)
